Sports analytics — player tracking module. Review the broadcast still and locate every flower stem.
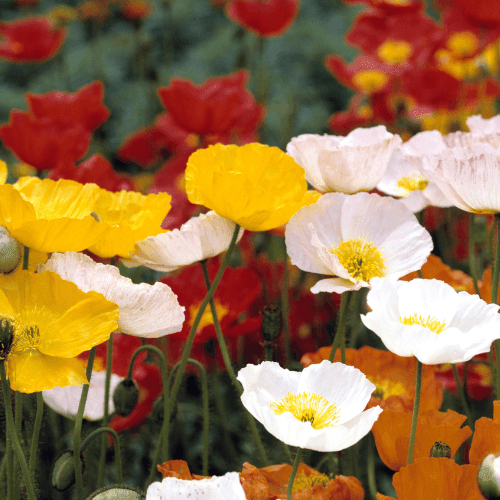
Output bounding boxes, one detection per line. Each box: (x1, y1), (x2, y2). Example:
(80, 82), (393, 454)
(452, 364), (474, 431)
(81, 427), (123, 484)
(97, 334), (114, 489)
(126, 345), (169, 463)
(348, 290), (363, 348)
(147, 433), (163, 486)
(0, 363), (36, 500)
(367, 434), (377, 500)
(73, 346), (97, 500)
(281, 239), (291, 366)
(22, 247), (29, 271)
(28, 392), (43, 484)
(469, 214), (481, 296)
(166, 225), (240, 456)
(200, 259), (269, 467)
(13, 392), (22, 500)
(492, 214), (500, 399)
(287, 447), (303, 500)
(328, 292), (352, 364)
(407, 359), (422, 465)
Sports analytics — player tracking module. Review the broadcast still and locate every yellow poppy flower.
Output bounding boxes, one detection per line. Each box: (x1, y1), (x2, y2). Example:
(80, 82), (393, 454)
(0, 160), (7, 185)
(1, 177), (107, 253)
(185, 143), (308, 231)
(0, 270), (119, 393)
(88, 189), (172, 258)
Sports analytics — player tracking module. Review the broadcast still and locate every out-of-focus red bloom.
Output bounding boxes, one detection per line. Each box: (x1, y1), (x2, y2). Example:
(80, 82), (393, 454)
(0, 110), (91, 171)
(341, 0), (423, 14)
(77, 0), (110, 22)
(25, 81), (110, 132)
(225, 0), (299, 38)
(80, 332), (162, 434)
(451, 0), (500, 26)
(0, 16), (66, 62)
(117, 126), (165, 169)
(120, 0), (153, 20)
(346, 9), (439, 66)
(48, 153), (134, 192)
(157, 70), (264, 137)
(14, 0), (41, 8)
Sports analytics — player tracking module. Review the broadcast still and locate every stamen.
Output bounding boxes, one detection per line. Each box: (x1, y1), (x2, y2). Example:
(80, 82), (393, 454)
(400, 313), (447, 334)
(396, 174), (428, 197)
(292, 472), (332, 493)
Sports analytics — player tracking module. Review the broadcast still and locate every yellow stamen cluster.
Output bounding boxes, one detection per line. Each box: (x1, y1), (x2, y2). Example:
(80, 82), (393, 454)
(189, 300), (230, 331)
(377, 40), (413, 65)
(292, 472), (332, 493)
(368, 376), (407, 400)
(352, 70), (389, 93)
(447, 31), (479, 58)
(400, 313), (447, 334)
(396, 174), (429, 197)
(270, 392), (340, 430)
(330, 237), (385, 283)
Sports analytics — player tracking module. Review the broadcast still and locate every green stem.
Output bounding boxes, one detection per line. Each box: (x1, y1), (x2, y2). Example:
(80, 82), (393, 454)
(97, 335), (114, 489)
(5, 386), (13, 500)
(328, 292), (352, 364)
(407, 360), (422, 465)
(367, 435), (377, 500)
(348, 290), (363, 348)
(13, 392), (22, 500)
(491, 215), (500, 399)
(28, 393), (43, 484)
(126, 345), (169, 463)
(81, 428), (123, 484)
(452, 364), (474, 431)
(469, 214), (481, 296)
(0, 364), (36, 500)
(281, 239), (290, 366)
(0, 452), (6, 498)
(73, 346), (97, 500)
(22, 247), (29, 271)
(200, 259), (269, 467)
(287, 447), (303, 500)
(166, 224), (240, 456)
(147, 433), (163, 486)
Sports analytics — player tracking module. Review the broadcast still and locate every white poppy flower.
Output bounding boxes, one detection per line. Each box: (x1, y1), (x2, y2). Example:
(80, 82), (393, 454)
(285, 192), (433, 294)
(43, 370), (123, 421)
(121, 211), (244, 272)
(361, 277), (500, 364)
(466, 114), (500, 146)
(377, 149), (452, 213)
(38, 252), (185, 338)
(146, 472), (246, 500)
(237, 360), (382, 452)
(286, 126), (402, 194)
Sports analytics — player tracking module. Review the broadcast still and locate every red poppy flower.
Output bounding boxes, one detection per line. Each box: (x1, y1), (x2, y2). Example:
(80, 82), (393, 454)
(157, 70), (264, 137)
(0, 110), (91, 171)
(341, 0), (423, 14)
(225, 0), (300, 38)
(25, 81), (110, 132)
(0, 16), (66, 63)
(120, 0), (153, 20)
(451, 0), (500, 26)
(48, 154), (134, 192)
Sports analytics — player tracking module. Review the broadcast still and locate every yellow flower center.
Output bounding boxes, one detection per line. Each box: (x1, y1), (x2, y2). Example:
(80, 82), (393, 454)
(396, 174), (429, 196)
(292, 472), (332, 493)
(352, 70), (390, 93)
(400, 313), (447, 334)
(377, 40), (413, 65)
(270, 392), (340, 429)
(330, 238), (385, 283)
(12, 325), (40, 352)
(188, 300), (230, 331)
(447, 31), (479, 58)
(368, 376), (407, 400)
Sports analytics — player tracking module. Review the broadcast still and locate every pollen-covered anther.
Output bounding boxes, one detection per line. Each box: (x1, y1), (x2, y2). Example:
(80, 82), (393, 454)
(270, 392), (340, 429)
(400, 313), (447, 334)
(330, 237), (385, 282)
(292, 472), (332, 493)
(396, 174), (429, 196)
(368, 377), (406, 400)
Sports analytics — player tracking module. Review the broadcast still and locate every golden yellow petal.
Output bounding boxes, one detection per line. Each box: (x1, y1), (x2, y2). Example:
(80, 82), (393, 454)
(13, 177), (100, 220)
(0, 288), (15, 317)
(7, 350), (88, 393)
(0, 185), (37, 234)
(12, 217), (109, 253)
(185, 143), (307, 231)
(0, 160), (7, 185)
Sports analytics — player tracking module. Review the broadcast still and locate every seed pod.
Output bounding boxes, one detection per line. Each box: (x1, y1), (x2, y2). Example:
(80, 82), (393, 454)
(112, 378), (139, 417)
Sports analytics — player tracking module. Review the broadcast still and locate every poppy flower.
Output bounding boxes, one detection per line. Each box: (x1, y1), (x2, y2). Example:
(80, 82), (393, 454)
(301, 346), (443, 413)
(237, 360), (382, 452)
(469, 401), (500, 465)
(25, 81), (109, 132)
(285, 192), (432, 294)
(0, 110), (91, 171)
(157, 71), (264, 137)
(225, 0), (299, 38)
(120, 0), (153, 21)
(452, 0), (500, 26)
(372, 408), (471, 471)
(0, 16), (66, 63)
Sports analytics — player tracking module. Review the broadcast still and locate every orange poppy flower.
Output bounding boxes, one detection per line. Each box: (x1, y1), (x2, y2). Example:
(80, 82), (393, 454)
(469, 400), (500, 466)
(400, 253), (475, 294)
(300, 345), (443, 412)
(478, 267), (498, 304)
(372, 409), (472, 471)
(380, 457), (483, 500)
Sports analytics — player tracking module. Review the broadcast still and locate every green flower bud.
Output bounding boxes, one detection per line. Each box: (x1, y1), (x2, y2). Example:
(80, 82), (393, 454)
(478, 454), (500, 500)
(430, 441), (451, 459)
(0, 318), (15, 360)
(52, 449), (85, 492)
(0, 227), (22, 274)
(85, 485), (146, 500)
(261, 305), (282, 342)
(113, 378), (139, 417)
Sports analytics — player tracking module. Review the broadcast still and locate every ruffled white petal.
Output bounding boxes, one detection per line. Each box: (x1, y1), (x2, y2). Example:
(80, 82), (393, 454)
(467, 114), (500, 135)
(310, 277), (364, 294)
(122, 211), (244, 272)
(43, 371), (123, 421)
(38, 252), (185, 338)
